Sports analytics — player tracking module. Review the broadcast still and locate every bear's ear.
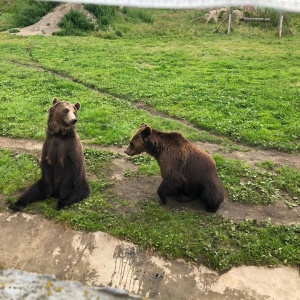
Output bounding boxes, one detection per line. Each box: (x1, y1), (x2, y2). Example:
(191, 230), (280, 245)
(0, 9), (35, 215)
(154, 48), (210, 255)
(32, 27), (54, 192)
(140, 125), (152, 139)
(52, 97), (59, 105)
(74, 102), (81, 111)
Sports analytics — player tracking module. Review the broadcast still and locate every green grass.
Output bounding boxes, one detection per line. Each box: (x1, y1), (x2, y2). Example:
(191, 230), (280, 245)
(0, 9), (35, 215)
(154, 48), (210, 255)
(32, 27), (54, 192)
(0, 59), (218, 144)
(219, 157), (300, 206)
(0, 12), (15, 31)
(1, 27), (299, 151)
(0, 149), (40, 196)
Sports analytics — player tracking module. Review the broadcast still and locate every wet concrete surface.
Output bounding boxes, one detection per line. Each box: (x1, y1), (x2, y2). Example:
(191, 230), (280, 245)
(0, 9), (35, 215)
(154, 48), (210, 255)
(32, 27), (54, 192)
(0, 211), (299, 300)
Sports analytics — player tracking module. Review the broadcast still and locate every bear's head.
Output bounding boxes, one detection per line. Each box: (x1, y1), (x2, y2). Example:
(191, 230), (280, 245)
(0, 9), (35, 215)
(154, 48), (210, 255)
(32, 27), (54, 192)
(48, 97), (81, 135)
(124, 123), (152, 156)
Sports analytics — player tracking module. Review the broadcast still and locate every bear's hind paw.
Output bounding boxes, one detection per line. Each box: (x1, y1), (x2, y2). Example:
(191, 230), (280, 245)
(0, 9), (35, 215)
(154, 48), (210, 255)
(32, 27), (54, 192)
(8, 203), (25, 212)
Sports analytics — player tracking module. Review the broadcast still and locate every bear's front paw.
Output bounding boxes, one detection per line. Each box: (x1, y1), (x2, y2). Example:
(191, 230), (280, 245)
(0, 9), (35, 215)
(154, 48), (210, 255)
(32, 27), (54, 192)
(56, 199), (68, 211)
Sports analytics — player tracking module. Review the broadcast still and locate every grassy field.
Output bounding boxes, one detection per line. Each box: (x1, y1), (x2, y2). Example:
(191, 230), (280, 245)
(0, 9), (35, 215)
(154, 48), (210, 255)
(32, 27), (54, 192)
(0, 7), (299, 272)
(1, 31), (300, 152)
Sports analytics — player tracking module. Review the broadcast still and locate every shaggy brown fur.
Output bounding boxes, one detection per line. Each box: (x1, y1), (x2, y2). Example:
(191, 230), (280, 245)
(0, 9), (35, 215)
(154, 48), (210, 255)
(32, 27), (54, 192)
(125, 123), (224, 212)
(9, 97), (90, 211)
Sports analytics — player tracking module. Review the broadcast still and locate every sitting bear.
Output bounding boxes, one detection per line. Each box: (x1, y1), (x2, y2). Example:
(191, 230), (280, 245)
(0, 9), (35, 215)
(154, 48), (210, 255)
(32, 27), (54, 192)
(9, 97), (90, 211)
(124, 123), (224, 212)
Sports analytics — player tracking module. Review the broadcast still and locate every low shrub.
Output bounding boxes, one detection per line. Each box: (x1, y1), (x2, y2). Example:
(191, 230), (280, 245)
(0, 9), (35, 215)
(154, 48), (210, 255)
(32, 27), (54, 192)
(55, 9), (94, 36)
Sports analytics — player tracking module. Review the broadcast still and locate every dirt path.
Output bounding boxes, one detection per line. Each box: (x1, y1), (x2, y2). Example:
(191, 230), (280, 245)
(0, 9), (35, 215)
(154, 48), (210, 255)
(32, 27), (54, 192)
(1, 135), (300, 169)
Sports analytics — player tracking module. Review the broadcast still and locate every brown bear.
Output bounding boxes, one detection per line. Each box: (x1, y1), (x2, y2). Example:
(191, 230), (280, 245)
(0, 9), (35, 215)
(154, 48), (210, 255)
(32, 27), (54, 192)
(9, 97), (90, 211)
(124, 123), (224, 212)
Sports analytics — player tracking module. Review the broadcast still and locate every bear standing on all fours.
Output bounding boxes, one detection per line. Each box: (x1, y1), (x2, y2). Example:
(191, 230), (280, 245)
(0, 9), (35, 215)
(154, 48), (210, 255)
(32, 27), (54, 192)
(9, 97), (90, 211)
(124, 123), (224, 212)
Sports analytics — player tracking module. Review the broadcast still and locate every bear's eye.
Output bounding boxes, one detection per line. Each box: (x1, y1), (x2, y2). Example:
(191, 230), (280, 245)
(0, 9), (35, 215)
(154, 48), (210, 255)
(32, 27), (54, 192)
(64, 108), (69, 114)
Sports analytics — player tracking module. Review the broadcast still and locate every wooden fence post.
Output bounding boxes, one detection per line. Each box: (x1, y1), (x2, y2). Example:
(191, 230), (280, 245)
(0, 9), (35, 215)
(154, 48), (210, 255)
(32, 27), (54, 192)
(227, 7), (233, 34)
(278, 11), (284, 37)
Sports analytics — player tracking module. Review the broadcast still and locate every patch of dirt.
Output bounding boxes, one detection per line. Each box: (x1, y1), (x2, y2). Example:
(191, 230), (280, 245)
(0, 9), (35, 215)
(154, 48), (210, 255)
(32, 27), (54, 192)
(109, 174), (300, 226)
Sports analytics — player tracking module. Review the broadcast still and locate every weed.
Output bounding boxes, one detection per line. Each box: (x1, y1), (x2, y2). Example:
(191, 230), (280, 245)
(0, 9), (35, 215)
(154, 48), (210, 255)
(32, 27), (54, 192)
(8, 28), (20, 33)
(0, 149), (40, 196)
(126, 154), (160, 176)
(214, 156), (279, 205)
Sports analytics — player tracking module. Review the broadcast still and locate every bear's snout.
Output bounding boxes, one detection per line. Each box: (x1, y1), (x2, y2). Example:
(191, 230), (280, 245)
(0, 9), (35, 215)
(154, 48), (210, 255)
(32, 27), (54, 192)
(70, 118), (77, 125)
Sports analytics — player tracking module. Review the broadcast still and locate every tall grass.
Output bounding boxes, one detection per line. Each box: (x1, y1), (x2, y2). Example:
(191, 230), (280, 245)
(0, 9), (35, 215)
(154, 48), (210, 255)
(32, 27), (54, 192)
(121, 7), (156, 24)
(84, 5), (117, 29)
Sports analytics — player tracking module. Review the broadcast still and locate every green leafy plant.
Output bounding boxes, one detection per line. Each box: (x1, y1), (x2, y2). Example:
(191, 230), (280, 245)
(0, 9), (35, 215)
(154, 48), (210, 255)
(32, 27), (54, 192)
(55, 9), (94, 36)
